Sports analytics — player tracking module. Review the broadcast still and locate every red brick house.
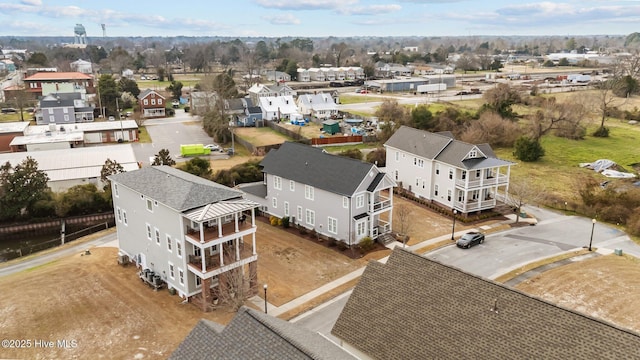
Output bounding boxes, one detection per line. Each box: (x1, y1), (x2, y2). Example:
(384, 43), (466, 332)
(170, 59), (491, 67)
(137, 89), (166, 118)
(23, 72), (94, 97)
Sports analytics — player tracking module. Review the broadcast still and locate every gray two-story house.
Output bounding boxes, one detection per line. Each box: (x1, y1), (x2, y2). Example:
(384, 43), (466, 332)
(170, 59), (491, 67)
(109, 166), (260, 311)
(384, 126), (514, 214)
(241, 142), (396, 246)
(35, 92), (94, 125)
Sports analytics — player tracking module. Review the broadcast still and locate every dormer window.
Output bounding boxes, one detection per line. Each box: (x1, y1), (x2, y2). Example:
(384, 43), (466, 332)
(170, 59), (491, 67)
(468, 150), (477, 158)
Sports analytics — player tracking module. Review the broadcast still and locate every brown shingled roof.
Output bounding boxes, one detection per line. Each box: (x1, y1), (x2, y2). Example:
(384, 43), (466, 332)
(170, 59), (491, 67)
(332, 248), (640, 359)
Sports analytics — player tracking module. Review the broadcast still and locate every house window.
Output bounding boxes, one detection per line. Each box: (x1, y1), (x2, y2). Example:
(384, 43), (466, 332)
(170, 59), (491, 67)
(458, 190), (464, 202)
(274, 176), (282, 190)
(328, 217), (338, 234)
(414, 158), (424, 167)
(48, 108), (53, 114)
(284, 201), (289, 216)
(476, 169), (481, 177)
(179, 269), (184, 285)
(147, 199), (153, 212)
(356, 221), (367, 236)
(176, 241), (182, 258)
(434, 185), (439, 196)
(305, 185), (314, 200)
(462, 171), (466, 180)
(122, 210), (128, 225)
(394, 170), (398, 181)
(342, 196), (348, 208)
(416, 177), (420, 187)
(469, 150), (477, 158)
(435, 164), (440, 175)
(422, 180), (426, 189)
(486, 169), (494, 178)
(297, 206), (302, 223)
(196, 277), (202, 287)
(289, 180), (295, 191)
(169, 263), (175, 279)
(447, 189), (452, 202)
(305, 209), (315, 226)
(395, 151), (399, 161)
(158, 99), (163, 105)
(63, 115), (70, 122)
(151, 99), (156, 105)
(166, 235), (172, 252)
(155, 228), (160, 245)
(114, 184), (119, 197)
(272, 197), (277, 209)
(472, 190), (479, 200)
(63, 107), (68, 113)
(143, 99), (148, 105)
(356, 194), (365, 208)
(146, 224), (152, 240)
(49, 116), (55, 122)
(449, 169), (453, 180)
(116, 207), (122, 222)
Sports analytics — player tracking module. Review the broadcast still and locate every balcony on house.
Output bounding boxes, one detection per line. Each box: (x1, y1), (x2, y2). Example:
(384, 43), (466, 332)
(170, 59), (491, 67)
(371, 193), (392, 213)
(372, 219), (392, 238)
(187, 240), (256, 276)
(453, 199), (496, 213)
(185, 219), (253, 245)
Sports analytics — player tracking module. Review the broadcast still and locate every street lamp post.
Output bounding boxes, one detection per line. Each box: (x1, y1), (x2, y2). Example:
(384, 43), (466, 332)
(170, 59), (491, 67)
(588, 219), (596, 251)
(263, 284), (268, 314)
(451, 209), (458, 241)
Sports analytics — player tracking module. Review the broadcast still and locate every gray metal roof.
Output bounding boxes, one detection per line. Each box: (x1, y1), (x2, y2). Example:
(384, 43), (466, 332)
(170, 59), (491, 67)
(260, 142), (379, 197)
(109, 166), (244, 212)
(0, 121), (30, 134)
(170, 307), (356, 360)
(183, 198), (259, 222)
(332, 248), (640, 359)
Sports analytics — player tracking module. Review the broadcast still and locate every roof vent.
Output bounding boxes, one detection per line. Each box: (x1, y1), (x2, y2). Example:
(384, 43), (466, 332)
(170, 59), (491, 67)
(489, 298), (499, 314)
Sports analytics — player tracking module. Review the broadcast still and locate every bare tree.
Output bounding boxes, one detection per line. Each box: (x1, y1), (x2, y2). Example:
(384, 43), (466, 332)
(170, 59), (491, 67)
(215, 246), (257, 311)
(506, 178), (544, 224)
(530, 96), (589, 141)
(395, 203), (413, 246)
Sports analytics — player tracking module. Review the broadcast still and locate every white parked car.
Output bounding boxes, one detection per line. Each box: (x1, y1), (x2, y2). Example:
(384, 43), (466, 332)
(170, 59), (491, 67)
(204, 144), (221, 151)
(108, 116), (115, 121)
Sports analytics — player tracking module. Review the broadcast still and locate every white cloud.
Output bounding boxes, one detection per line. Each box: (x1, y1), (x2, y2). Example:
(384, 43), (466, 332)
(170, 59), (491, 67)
(255, 0), (356, 10)
(261, 13), (301, 25)
(20, 0), (42, 6)
(338, 4), (402, 15)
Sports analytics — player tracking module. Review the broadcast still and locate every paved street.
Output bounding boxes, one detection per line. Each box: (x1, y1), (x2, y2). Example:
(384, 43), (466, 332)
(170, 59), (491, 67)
(294, 207), (640, 338)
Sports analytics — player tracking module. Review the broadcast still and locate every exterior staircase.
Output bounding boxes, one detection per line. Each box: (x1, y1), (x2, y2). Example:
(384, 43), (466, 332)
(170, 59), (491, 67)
(377, 233), (396, 245)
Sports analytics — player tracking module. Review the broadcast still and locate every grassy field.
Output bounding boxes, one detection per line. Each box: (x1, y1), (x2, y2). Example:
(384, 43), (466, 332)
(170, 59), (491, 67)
(339, 94), (386, 105)
(234, 126), (293, 146)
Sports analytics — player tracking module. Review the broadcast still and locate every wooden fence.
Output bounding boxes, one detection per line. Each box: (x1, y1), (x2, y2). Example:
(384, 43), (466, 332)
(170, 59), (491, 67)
(0, 213), (115, 240)
(311, 135), (363, 146)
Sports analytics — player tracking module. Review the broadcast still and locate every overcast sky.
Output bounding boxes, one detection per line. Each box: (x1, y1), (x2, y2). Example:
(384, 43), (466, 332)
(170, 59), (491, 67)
(0, 0), (639, 38)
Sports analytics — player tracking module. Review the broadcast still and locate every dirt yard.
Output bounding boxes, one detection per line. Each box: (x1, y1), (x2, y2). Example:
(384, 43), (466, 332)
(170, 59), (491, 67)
(516, 254), (640, 334)
(233, 127), (290, 146)
(0, 220), (377, 360)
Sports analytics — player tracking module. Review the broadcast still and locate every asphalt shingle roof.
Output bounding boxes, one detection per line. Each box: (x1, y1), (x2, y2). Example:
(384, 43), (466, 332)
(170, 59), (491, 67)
(170, 307), (355, 360)
(332, 248), (640, 360)
(260, 142), (376, 196)
(385, 126), (514, 169)
(108, 166), (243, 212)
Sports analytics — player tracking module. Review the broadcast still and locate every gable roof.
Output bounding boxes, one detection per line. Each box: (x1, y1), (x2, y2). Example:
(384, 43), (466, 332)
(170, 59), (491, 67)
(385, 126), (514, 170)
(261, 142), (387, 197)
(332, 248), (640, 359)
(170, 307), (355, 360)
(39, 92), (83, 108)
(137, 89), (165, 100)
(23, 72), (92, 81)
(108, 166), (243, 212)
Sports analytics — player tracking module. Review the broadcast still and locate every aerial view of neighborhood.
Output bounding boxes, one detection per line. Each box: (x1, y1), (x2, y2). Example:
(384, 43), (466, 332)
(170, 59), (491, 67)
(2, 0), (640, 359)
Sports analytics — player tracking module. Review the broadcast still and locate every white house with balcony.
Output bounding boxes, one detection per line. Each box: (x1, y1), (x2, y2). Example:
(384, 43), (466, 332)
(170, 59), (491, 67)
(384, 126), (514, 214)
(240, 142), (396, 245)
(109, 166), (260, 311)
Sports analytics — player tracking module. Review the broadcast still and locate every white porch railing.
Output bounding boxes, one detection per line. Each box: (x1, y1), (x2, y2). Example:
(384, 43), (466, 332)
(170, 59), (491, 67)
(455, 174), (508, 189)
(453, 199), (496, 212)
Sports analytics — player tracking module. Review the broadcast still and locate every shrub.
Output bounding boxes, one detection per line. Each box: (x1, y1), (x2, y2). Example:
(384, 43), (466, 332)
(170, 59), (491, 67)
(282, 216), (290, 228)
(328, 238), (337, 247)
(269, 216), (280, 226)
(592, 126), (609, 137)
(336, 241), (348, 251)
(627, 211), (640, 236)
(299, 227), (308, 235)
(359, 236), (375, 252)
(513, 136), (545, 162)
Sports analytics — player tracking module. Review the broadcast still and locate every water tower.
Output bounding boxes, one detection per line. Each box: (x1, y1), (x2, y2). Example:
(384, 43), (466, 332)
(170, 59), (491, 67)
(74, 24), (87, 45)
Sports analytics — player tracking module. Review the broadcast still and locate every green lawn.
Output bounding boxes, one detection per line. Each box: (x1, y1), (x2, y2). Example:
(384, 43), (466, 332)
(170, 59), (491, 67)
(339, 94), (386, 105)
